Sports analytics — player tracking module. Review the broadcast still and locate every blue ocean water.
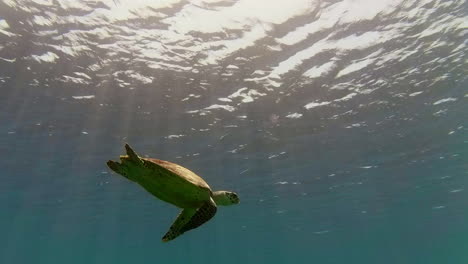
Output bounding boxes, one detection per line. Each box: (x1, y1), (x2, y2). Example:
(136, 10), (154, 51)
(0, 0), (467, 263)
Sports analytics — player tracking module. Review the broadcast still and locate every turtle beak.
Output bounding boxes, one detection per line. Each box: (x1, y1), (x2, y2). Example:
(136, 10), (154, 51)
(232, 193), (240, 204)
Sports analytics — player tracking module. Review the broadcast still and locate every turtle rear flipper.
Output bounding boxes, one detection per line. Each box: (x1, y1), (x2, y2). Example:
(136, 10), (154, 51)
(107, 160), (132, 181)
(125, 143), (143, 165)
(107, 144), (145, 182)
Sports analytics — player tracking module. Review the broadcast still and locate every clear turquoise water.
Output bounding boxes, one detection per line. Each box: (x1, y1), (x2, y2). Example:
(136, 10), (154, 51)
(1, 0), (467, 263)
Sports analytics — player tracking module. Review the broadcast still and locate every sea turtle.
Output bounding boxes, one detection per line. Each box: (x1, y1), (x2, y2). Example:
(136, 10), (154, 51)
(106, 144), (240, 242)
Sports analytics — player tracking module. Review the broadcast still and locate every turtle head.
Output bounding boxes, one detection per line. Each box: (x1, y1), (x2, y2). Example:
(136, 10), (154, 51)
(212, 191), (240, 206)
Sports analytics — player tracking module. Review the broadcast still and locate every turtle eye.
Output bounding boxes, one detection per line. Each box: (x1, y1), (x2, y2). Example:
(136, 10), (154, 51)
(229, 193), (239, 203)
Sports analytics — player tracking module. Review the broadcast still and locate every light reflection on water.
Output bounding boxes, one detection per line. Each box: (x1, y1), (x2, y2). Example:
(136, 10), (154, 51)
(0, 0), (467, 263)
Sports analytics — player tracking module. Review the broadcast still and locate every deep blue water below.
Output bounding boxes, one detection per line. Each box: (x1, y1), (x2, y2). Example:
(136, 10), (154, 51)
(0, 0), (467, 263)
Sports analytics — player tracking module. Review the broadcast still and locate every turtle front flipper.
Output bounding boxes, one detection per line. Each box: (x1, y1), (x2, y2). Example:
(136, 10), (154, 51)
(162, 198), (218, 242)
(162, 208), (197, 242)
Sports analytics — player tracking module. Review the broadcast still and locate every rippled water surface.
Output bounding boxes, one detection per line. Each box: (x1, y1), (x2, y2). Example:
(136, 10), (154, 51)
(0, 0), (467, 263)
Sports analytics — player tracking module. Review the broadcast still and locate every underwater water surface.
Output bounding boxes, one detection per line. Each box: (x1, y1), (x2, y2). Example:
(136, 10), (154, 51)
(0, 0), (467, 263)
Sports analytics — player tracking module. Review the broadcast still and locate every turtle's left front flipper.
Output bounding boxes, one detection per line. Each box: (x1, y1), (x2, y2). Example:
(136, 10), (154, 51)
(162, 198), (217, 242)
